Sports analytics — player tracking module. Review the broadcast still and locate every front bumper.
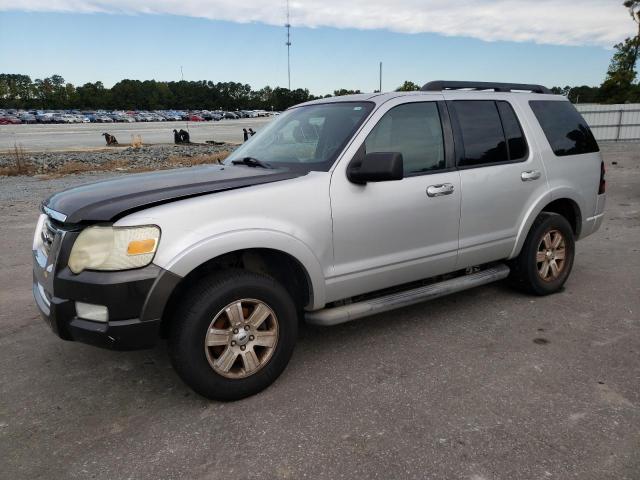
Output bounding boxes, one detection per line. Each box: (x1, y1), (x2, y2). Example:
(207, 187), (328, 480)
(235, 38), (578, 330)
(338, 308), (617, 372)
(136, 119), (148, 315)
(32, 217), (181, 351)
(32, 267), (176, 350)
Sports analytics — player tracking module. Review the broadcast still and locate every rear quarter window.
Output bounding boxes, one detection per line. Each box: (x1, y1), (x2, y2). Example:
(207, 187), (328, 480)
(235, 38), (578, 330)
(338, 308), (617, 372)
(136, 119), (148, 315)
(529, 100), (599, 156)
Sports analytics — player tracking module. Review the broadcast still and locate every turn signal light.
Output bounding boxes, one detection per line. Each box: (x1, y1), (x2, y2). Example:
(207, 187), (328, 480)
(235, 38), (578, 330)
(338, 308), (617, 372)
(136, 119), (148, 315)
(127, 239), (157, 256)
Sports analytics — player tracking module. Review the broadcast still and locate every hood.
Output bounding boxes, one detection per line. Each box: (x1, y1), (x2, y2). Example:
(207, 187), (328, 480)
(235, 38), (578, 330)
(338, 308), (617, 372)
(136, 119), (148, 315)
(44, 164), (303, 224)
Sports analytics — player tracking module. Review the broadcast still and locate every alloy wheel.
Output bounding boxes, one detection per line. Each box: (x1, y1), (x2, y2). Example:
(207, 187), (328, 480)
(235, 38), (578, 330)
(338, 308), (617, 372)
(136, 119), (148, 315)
(204, 299), (279, 379)
(536, 229), (567, 282)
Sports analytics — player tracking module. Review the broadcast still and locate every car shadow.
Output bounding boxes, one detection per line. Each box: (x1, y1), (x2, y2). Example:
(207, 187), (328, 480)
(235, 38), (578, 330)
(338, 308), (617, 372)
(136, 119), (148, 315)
(41, 280), (526, 405)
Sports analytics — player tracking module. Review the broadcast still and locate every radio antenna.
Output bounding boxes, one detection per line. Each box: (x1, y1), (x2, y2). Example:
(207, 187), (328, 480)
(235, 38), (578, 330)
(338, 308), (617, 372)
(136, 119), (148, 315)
(285, 0), (292, 90)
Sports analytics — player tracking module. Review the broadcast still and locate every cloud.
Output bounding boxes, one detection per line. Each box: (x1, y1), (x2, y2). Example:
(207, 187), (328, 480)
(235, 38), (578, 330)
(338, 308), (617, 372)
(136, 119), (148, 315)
(0, 0), (634, 47)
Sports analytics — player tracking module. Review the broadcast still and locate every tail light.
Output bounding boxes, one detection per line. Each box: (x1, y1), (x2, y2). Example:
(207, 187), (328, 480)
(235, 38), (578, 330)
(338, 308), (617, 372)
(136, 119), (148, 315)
(598, 160), (606, 194)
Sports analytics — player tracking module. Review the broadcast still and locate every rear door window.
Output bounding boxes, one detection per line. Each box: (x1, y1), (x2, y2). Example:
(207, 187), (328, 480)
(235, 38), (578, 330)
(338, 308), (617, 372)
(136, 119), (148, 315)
(529, 100), (599, 156)
(497, 101), (528, 161)
(453, 101), (508, 166)
(452, 100), (529, 167)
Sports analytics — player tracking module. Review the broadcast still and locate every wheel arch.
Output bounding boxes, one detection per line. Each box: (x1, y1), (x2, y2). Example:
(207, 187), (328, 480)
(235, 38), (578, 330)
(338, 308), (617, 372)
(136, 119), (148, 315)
(510, 194), (582, 259)
(541, 198), (582, 237)
(158, 240), (325, 338)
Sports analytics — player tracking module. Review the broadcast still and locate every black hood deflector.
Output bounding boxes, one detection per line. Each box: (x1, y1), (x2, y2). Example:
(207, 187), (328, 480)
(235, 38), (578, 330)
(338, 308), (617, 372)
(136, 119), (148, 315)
(44, 165), (303, 224)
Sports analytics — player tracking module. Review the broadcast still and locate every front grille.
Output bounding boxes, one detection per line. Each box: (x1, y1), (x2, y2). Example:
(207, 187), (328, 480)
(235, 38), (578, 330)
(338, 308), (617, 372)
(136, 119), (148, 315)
(41, 218), (58, 257)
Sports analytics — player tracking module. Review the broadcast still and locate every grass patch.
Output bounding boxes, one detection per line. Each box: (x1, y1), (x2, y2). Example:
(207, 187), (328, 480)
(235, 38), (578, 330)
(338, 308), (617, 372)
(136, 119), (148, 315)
(0, 144), (35, 176)
(166, 151), (230, 166)
(27, 150), (232, 179)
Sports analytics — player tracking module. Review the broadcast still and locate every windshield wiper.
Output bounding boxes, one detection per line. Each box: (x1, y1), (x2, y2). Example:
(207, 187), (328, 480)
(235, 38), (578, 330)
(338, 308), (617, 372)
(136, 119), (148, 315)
(231, 157), (272, 169)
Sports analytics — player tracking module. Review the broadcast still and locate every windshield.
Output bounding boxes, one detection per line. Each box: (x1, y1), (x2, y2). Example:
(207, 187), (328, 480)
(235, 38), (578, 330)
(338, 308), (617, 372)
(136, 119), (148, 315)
(224, 102), (374, 171)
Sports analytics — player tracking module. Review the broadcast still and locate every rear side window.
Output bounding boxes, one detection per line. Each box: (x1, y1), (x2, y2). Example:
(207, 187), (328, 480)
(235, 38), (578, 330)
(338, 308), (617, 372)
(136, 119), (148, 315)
(452, 100), (528, 167)
(497, 101), (527, 160)
(454, 101), (506, 166)
(529, 100), (599, 156)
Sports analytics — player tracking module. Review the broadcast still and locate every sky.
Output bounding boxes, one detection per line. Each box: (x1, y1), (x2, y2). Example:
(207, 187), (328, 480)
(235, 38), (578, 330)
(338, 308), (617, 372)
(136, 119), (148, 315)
(0, 1), (636, 95)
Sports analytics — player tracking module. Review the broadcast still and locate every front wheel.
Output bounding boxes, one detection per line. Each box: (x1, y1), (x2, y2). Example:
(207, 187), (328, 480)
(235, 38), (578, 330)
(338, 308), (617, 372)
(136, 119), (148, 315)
(509, 212), (575, 295)
(168, 270), (298, 401)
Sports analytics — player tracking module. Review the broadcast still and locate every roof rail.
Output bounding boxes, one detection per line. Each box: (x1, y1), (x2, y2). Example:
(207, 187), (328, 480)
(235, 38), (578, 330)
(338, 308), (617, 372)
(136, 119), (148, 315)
(421, 81), (551, 94)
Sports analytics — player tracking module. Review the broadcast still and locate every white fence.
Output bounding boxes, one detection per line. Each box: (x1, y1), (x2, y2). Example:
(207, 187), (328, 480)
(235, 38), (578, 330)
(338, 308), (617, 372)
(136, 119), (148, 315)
(576, 104), (640, 141)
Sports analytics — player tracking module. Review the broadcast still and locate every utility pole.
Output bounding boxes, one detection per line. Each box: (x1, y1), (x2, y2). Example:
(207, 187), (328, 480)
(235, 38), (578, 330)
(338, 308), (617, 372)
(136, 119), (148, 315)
(180, 66), (190, 134)
(379, 62), (382, 92)
(286, 0), (292, 90)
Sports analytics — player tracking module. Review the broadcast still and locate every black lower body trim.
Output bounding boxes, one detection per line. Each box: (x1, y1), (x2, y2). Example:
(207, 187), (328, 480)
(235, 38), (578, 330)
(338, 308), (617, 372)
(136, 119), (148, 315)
(68, 317), (162, 351)
(33, 258), (181, 351)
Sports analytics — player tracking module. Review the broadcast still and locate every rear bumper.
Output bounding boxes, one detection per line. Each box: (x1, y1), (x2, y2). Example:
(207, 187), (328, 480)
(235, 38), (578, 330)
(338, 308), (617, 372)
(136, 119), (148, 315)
(581, 193), (606, 239)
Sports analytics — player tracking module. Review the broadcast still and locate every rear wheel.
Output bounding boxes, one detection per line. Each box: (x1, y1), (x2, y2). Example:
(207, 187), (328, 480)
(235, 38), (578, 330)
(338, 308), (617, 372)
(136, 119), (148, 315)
(168, 270), (298, 401)
(509, 212), (575, 295)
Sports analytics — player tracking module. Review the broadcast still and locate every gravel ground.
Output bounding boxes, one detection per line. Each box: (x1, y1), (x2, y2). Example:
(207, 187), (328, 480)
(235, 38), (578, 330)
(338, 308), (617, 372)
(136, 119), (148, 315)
(0, 142), (638, 480)
(0, 143), (235, 173)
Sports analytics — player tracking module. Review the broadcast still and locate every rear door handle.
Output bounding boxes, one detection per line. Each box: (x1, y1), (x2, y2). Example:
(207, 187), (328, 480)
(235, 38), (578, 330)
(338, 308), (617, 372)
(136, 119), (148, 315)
(426, 183), (455, 197)
(521, 170), (541, 181)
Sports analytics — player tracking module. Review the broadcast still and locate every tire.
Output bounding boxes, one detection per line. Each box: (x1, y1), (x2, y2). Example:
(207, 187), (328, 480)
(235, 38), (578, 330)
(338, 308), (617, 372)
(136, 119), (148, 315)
(168, 269), (298, 401)
(509, 212), (575, 296)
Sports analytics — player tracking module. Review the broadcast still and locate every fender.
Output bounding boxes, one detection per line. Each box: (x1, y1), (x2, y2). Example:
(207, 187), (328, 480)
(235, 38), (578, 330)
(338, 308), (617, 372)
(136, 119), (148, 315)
(509, 186), (584, 259)
(161, 229), (327, 310)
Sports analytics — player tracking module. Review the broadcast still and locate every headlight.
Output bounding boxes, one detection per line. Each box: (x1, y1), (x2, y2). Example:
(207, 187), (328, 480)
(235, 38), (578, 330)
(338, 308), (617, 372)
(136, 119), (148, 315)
(68, 225), (160, 274)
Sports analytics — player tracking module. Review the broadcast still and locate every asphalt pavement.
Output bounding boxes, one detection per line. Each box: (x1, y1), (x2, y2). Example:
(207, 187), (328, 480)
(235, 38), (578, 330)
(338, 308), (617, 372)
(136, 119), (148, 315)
(0, 142), (638, 480)
(0, 118), (272, 152)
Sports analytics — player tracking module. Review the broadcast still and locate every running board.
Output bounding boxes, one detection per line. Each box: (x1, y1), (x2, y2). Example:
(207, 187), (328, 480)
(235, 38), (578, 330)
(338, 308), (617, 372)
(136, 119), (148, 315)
(305, 264), (510, 326)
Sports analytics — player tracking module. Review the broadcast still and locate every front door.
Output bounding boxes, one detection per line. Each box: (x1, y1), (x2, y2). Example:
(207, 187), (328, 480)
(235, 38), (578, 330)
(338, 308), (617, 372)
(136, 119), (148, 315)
(326, 98), (461, 303)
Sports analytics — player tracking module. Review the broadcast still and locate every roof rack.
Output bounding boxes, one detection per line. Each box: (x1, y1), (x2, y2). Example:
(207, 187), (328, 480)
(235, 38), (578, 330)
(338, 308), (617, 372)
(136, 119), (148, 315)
(421, 81), (551, 94)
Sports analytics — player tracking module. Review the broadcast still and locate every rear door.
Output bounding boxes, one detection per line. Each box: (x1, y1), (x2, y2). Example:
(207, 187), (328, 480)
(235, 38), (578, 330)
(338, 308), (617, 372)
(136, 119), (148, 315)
(446, 96), (549, 268)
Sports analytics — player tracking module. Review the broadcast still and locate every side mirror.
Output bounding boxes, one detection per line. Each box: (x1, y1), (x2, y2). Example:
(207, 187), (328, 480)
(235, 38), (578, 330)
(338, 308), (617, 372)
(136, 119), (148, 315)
(348, 151), (404, 184)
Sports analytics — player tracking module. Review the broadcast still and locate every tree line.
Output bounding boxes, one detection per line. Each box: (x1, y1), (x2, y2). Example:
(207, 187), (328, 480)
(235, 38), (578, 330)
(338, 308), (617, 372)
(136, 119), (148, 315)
(0, 75), (326, 111)
(2, 2), (638, 111)
(0, 74), (378, 111)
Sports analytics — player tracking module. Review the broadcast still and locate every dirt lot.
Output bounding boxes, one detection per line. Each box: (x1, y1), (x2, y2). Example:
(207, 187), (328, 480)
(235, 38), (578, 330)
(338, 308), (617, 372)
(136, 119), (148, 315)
(0, 143), (639, 480)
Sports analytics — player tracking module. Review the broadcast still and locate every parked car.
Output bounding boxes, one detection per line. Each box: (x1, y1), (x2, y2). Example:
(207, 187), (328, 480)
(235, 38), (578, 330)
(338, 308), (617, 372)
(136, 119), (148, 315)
(223, 111), (238, 119)
(32, 81), (606, 401)
(18, 113), (37, 124)
(121, 114), (136, 123)
(0, 115), (21, 124)
(188, 114), (204, 122)
(162, 112), (182, 121)
(35, 113), (54, 123)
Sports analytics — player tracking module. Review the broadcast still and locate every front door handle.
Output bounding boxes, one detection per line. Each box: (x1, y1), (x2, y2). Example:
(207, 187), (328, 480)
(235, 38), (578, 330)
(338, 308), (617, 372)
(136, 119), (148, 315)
(426, 183), (455, 197)
(521, 170), (541, 181)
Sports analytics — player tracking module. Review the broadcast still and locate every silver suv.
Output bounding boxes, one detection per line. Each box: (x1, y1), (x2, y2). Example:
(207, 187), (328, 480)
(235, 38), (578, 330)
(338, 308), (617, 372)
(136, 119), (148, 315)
(33, 81), (606, 400)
